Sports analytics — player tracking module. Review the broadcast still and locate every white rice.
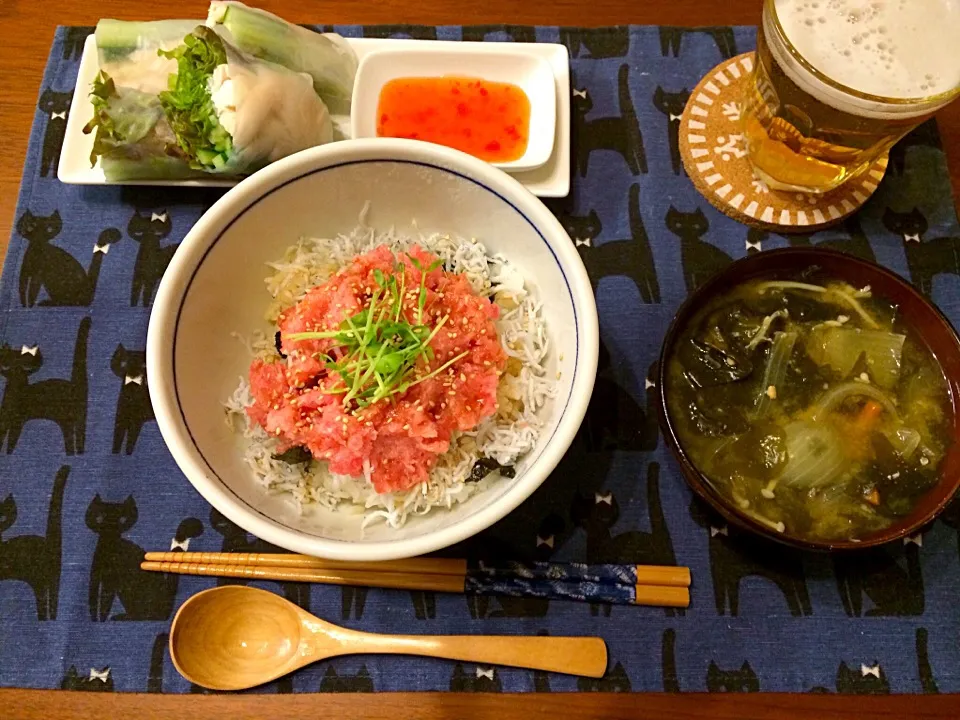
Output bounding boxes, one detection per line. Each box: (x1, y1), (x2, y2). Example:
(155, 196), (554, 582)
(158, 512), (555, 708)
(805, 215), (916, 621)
(224, 217), (555, 530)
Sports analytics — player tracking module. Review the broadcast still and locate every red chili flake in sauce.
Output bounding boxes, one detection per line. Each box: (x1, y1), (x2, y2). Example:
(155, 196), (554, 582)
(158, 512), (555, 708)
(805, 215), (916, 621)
(376, 76), (531, 162)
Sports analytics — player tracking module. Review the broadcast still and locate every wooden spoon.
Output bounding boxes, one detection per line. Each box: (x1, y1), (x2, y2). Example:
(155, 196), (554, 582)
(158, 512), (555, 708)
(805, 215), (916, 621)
(169, 586), (608, 690)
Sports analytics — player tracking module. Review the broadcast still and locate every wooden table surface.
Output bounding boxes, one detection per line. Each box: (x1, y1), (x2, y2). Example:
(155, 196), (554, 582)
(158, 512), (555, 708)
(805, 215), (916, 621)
(1, 1), (959, 717)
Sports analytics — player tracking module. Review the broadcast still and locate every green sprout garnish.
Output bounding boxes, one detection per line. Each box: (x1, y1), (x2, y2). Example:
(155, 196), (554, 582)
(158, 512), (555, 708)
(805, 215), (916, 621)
(285, 255), (463, 408)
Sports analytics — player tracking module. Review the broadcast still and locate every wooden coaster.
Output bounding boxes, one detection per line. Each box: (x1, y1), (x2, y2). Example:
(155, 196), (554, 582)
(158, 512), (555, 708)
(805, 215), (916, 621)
(679, 52), (887, 233)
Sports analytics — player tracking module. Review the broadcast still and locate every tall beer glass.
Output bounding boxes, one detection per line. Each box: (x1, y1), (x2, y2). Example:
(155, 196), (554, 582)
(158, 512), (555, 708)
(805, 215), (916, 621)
(743, 0), (960, 194)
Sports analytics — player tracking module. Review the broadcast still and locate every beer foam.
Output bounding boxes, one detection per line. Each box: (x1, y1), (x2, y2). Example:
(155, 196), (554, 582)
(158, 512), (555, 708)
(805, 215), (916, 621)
(771, 0), (960, 115)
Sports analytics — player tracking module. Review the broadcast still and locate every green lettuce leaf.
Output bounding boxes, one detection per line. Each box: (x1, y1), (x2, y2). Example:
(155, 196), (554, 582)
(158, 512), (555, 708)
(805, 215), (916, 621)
(157, 26), (233, 170)
(83, 71), (167, 167)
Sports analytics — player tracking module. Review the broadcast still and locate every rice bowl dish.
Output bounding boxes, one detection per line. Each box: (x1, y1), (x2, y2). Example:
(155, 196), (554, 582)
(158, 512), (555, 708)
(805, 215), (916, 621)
(225, 215), (555, 530)
(148, 138), (597, 560)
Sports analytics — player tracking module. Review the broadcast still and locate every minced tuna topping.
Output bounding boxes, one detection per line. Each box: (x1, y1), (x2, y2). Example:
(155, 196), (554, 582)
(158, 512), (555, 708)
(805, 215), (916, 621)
(246, 244), (507, 493)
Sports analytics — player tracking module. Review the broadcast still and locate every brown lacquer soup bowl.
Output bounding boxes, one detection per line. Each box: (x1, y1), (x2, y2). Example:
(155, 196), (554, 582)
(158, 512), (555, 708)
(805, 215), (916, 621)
(658, 247), (960, 551)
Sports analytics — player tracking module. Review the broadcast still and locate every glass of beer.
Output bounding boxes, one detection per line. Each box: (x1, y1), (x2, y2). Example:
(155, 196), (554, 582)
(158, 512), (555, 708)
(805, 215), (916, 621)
(743, 0), (960, 194)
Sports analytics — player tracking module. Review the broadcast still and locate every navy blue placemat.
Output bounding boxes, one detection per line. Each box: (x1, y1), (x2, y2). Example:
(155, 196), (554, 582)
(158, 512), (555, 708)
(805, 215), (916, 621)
(2, 24), (959, 694)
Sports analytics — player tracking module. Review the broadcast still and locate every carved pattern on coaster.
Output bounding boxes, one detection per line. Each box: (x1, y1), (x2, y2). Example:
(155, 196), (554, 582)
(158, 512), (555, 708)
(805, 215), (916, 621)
(680, 53), (888, 232)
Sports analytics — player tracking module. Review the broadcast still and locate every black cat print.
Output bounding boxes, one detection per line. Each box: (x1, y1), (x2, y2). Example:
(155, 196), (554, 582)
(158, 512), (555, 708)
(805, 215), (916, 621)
(0, 316), (89, 454)
(209, 507), (310, 611)
(665, 205), (733, 293)
(111, 345), (154, 455)
(884, 207), (960, 296)
(128, 209), (176, 307)
(86, 495), (202, 621)
(460, 25), (536, 43)
(38, 89), (70, 178)
(573, 64), (647, 177)
(18, 210), (121, 307)
(653, 87), (691, 176)
(549, 185), (660, 303)
(560, 26), (630, 59)
(658, 27), (737, 60)
(0, 466), (67, 620)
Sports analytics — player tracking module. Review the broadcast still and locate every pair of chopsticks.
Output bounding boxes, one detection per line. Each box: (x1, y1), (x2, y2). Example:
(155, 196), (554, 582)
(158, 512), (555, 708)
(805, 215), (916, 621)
(142, 552), (691, 608)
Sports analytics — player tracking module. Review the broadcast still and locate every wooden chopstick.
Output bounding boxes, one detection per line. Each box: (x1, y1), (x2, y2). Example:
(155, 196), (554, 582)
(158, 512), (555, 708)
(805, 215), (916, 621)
(144, 551), (691, 589)
(144, 551), (468, 576)
(141, 555), (691, 609)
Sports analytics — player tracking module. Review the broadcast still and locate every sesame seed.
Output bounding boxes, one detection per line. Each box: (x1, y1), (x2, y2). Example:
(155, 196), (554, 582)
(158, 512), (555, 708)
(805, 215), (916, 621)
(460, 373), (466, 382)
(448, 390), (457, 396)
(483, 361), (491, 366)
(402, 424), (410, 430)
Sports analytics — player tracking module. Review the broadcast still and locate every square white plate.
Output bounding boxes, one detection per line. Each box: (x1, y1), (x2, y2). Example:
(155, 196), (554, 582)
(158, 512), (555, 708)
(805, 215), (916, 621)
(58, 34), (571, 197)
(352, 45), (556, 172)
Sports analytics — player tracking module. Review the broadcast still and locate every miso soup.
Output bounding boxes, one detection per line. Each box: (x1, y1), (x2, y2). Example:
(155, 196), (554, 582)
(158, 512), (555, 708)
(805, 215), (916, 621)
(666, 274), (954, 542)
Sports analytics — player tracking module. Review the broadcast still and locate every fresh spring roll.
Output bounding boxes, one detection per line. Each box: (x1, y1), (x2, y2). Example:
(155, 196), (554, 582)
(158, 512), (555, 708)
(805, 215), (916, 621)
(84, 73), (207, 181)
(95, 19), (202, 95)
(85, 25), (333, 180)
(206, 1), (358, 115)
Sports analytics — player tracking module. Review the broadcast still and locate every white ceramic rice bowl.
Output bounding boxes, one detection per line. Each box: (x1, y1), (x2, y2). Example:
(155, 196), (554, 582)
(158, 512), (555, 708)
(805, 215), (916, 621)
(147, 138), (598, 561)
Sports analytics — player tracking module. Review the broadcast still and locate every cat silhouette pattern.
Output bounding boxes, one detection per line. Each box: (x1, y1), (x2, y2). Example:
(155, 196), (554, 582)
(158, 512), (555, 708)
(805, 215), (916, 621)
(38, 89), (70, 178)
(578, 661), (631, 692)
(61, 666), (114, 691)
(147, 633), (167, 693)
(18, 210), (121, 306)
(659, 26), (737, 60)
(0, 316), (90, 455)
(342, 586), (368, 620)
(833, 536), (924, 616)
(809, 628), (937, 694)
(690, 499), (812, 617)
(450, 664), (503, 692)
(362, 25), (437, 41)
(560, 26), (630, 59)
(0, 466), (68, 620)
(210, 508), (310, 611)
(573, 64), (647, 177)
(63, 27), (93, 61)
(549, 185), (660, 303)
(319, 665), (375, 692)
(128, 210), (177, 307)
(785, 215), (876, 262)
(87, 495), (202, 621)
(460, 25), (536, 43)
(464, 513), (566, 620)
(707, 661), (761, 692)
(111, 345), (154, 455)
(888, 119), (941, 176)
(662, 629), (680, 692)
(666, 206), (733, 293)
(653, 87), (691, 175)
(572, 463), (678, 617)
(939, 496), (960, 562)
(583, 341), (658, 453)
(883, 207), (960, 296)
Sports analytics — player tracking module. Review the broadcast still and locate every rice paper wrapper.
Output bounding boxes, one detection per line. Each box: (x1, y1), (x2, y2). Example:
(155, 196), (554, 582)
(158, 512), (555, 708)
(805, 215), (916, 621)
(95, 19), (203, 95)
(216, 41), (333, 173)
(206, 0), (358, 114)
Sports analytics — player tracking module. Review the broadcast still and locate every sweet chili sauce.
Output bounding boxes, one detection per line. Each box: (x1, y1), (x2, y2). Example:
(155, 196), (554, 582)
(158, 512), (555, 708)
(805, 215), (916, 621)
(376, 76), (531, 162)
